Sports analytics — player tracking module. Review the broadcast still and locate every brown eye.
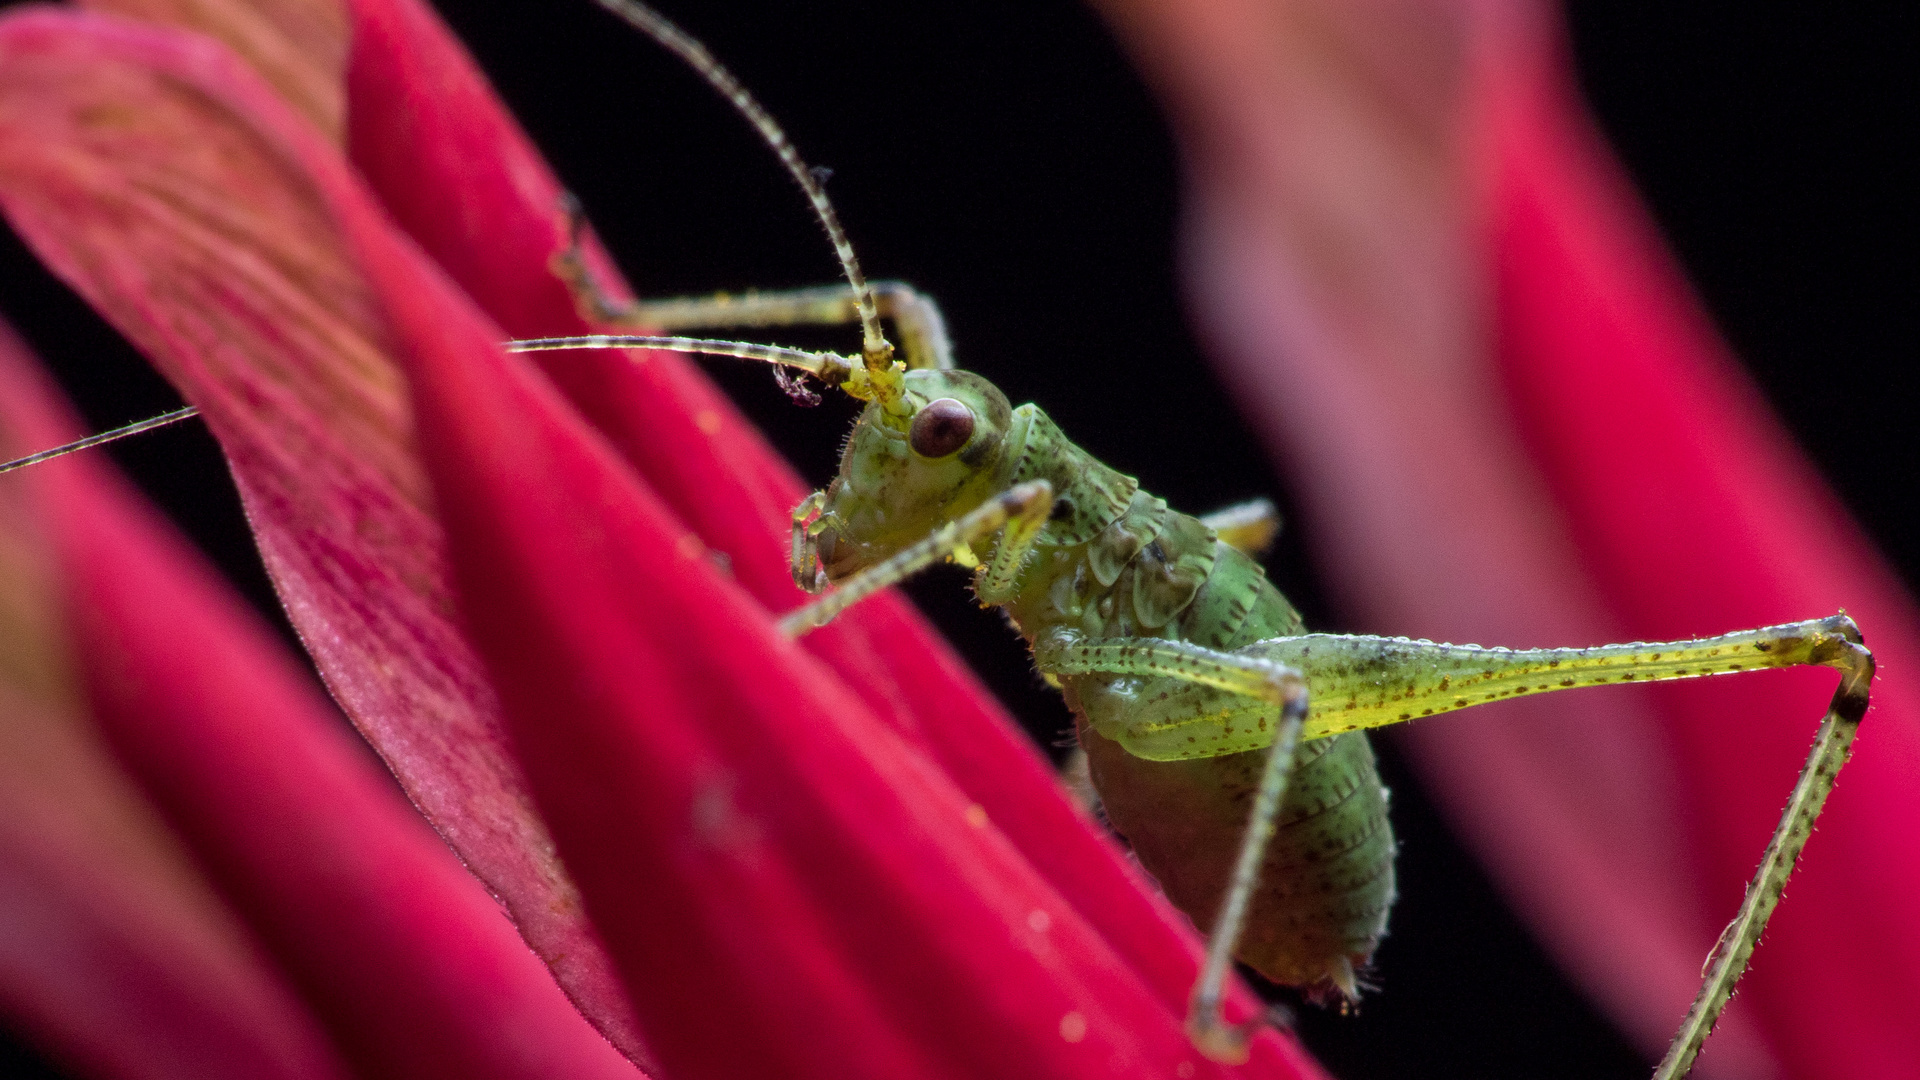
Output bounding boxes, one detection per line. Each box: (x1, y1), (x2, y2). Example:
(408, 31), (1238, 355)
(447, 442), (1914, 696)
(909, 398), (975, 458)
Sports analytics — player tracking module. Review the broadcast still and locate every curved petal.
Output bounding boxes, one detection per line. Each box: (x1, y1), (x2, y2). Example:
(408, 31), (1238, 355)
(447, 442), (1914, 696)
(38, 369), (639, 1074)
(0, 9), (646, 1060)
(0, 323), (351, 1080)
(79, 0), (348, 141)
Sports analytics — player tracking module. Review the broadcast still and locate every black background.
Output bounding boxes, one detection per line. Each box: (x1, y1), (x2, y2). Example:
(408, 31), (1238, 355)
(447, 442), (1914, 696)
(0, 2), (1910, 1077)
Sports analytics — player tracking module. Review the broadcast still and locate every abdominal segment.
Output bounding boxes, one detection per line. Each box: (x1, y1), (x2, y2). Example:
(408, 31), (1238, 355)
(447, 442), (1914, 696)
(1079, 721), (1394, 999)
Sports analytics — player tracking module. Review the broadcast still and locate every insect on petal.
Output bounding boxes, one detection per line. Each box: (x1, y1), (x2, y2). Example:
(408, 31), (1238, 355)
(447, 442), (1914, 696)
(343, 0), (1297, 1040)
(339, 32), (1320, 1075)
(1, 4), (1334, 1076)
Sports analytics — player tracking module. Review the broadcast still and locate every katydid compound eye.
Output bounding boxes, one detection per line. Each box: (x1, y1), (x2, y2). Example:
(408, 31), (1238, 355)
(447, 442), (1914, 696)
(909, 398), (975, 458)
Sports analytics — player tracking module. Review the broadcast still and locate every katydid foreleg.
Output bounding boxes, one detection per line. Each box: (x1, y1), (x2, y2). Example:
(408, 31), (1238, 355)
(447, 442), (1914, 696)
(779, 479), (1055, 634)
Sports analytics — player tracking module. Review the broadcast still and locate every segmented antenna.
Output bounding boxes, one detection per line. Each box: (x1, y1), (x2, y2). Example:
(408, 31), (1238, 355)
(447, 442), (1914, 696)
(0, 323), (880, 476)
(0, 405), (199, 476)
(592, 0), (906, 413)
(4, 3), (910, 475)
(509, 334), (856, 385)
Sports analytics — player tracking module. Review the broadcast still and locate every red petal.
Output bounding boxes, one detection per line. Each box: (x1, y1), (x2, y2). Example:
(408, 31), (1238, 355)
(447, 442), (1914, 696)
(0, 324), (351, 1080)
(30, 358), (641, 1073)
(0, 9), (647, 1061)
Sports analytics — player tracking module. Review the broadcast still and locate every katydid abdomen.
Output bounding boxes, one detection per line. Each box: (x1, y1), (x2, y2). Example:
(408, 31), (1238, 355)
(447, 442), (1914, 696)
(1078, 726), (1390, 999)
(981, 401), (1394, 999)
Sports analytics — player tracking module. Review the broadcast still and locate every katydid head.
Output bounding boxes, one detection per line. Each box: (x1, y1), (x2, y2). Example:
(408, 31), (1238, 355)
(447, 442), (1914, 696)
(800, 367), (1015, 587)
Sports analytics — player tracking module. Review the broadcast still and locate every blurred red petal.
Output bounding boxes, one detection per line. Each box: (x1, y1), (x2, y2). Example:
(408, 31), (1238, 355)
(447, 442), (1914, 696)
(1096, 0), (1920, 1076)
(0, 324), (350, 1080)
(1487, 21), (1920, 1077)
(65, 506), (643, 1080)
(3, 317), (640, 1079)
(0, 9), (647, 1060)
(345, 0), (1300, 1033)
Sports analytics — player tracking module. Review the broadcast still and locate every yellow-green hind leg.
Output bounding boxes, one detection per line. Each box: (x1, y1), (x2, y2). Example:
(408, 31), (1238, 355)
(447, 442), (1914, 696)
(1046, 617), (1872, 1074)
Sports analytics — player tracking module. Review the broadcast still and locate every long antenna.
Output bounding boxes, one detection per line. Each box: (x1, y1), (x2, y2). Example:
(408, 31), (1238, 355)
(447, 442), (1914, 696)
(2, 323), (876, 478)
(590, 0), (906, 413)
(508, 335), (857, 383)
(0, 406), (199, 476)
(5, 2), (911, 476)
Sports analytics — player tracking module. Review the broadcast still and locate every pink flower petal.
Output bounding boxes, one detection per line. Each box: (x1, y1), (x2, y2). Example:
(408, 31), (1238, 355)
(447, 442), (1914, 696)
(0, 9), (646, 1060)
(31, 355), (642, 1074)
(0, 323), (350, 1080)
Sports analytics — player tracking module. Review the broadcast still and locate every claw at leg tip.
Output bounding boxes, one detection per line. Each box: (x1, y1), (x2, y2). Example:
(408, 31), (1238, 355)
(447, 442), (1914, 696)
(1186, 1012), (1252, 1065)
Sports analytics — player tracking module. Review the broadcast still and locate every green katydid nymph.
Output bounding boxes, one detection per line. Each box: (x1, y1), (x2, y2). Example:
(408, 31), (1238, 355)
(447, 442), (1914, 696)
(508, 3), (1874, 1072)
(3, 2), (1876, 1075)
